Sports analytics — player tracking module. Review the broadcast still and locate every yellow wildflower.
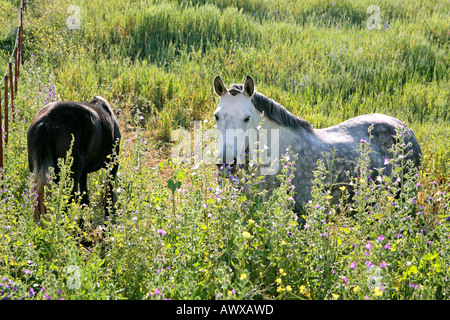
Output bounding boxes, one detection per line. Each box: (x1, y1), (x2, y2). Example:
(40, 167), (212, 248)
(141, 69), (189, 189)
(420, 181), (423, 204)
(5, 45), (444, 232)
(373, 287), (383, 297)
(242, 231), (252, 239)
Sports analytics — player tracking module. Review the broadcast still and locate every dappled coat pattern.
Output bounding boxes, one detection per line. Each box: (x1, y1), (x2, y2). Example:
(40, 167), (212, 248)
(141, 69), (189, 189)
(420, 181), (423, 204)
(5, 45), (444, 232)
(213, 76), (422, 213)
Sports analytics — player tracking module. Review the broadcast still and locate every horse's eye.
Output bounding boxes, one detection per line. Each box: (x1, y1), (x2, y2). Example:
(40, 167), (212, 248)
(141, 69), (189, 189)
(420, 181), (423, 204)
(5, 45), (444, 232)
(244, 117), (250, 123)
(214, 114), (219, 121)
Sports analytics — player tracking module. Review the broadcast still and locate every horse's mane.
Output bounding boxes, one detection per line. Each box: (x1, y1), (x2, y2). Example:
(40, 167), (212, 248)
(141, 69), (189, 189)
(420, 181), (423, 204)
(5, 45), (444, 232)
(229, 83), (314, 133)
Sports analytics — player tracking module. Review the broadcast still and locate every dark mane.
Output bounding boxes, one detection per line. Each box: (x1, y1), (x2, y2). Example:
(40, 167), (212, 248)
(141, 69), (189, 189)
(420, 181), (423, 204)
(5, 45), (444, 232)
(229, 83), (314, 133)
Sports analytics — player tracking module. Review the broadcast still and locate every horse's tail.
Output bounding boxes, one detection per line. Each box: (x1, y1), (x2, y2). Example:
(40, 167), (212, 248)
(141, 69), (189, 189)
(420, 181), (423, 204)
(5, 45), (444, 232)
(28, 120), (54, 222)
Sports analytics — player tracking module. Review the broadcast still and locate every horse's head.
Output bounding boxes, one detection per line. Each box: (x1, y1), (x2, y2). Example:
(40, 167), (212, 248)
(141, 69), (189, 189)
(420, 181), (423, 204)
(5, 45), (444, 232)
(89, 96), (114, 117)
(213, 75), (256, 174)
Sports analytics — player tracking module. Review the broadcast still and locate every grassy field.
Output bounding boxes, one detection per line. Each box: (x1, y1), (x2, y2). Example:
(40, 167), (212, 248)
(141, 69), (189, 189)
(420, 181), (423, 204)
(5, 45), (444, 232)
(0, 0), (449, 300)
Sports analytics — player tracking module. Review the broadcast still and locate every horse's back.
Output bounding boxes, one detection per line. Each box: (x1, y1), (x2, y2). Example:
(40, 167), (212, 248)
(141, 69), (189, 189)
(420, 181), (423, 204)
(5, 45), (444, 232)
(28, 100), (120, 171)
(318, 113), (421, 168)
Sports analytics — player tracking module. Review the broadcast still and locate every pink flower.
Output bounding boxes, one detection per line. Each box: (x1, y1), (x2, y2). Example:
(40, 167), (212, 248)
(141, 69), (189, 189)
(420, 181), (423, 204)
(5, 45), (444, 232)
(380, 261), (387, 268)
(157, 229), (166, 236)
(365, 243), (372, 250)
(350, 262), (356, 270)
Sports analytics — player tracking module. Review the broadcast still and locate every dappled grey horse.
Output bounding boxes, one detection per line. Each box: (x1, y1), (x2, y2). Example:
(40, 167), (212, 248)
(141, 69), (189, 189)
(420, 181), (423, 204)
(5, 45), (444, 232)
(213, 75), (422, 212)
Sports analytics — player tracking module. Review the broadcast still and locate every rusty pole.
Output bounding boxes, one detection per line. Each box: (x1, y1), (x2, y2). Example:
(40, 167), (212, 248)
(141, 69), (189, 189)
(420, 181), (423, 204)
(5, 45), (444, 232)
(4, 75), (8, 146)
(0, 88), (2, 169)
(9, 62), (15, 122)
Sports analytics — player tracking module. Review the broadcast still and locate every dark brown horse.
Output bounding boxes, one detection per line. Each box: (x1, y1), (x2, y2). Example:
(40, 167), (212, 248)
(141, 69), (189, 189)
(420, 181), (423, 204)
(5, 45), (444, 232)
(27, 96), (121, 222)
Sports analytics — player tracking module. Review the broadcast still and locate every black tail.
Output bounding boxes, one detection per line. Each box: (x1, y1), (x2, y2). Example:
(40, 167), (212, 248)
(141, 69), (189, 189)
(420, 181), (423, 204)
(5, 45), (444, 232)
(27, 120), (54, 221)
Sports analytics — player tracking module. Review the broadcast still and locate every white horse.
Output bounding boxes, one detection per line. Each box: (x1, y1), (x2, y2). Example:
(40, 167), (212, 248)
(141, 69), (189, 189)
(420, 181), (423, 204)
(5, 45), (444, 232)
(213, 75), (422, 212)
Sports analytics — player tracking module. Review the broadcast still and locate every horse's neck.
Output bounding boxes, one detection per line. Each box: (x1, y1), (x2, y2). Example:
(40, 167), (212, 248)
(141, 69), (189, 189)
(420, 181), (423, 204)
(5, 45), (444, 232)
(259, 116), (319, 157)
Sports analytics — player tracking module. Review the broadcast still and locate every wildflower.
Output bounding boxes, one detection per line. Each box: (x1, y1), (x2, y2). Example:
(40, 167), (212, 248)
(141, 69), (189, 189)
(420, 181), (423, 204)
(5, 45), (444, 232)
(44, 293), (51, 300)
(242, 231), (252, 239)
(384, 243), (391, 250)
(157, 229), (166, 236)
(350, 262), (356, 270)
(155, 288), (160, 295)
(378, 235), (385, 242)
(342, 276), (348, 283)
(275, 278), (282, 285)
(353, 286), (360, 293)
(23, 269), (31, 275)
(384, 158), (390, 165)
(331, 293), (340, 300)
(380, 261), (387, 268)
(373, 287), (383, 297)
(365, 243), (372, 250)
(286, 285), (292, 292)
(240, 273), (247, 280)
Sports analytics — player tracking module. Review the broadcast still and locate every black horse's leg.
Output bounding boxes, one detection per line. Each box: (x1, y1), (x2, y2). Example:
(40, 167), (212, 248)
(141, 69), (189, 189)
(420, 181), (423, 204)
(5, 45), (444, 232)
(79, 171), (89, 208)
(105, 162), (119, 219)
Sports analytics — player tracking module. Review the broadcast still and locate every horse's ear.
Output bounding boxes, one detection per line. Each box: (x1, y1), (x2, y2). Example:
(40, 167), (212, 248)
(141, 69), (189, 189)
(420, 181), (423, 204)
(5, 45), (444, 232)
(89, 96), (98, 104)
(243, 75), (254, 97)
(214, 76), (227, 97)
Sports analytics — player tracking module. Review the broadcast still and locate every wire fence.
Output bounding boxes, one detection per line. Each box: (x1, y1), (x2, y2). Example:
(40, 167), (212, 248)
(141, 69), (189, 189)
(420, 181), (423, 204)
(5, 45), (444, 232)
(0, 0), (27, 168)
